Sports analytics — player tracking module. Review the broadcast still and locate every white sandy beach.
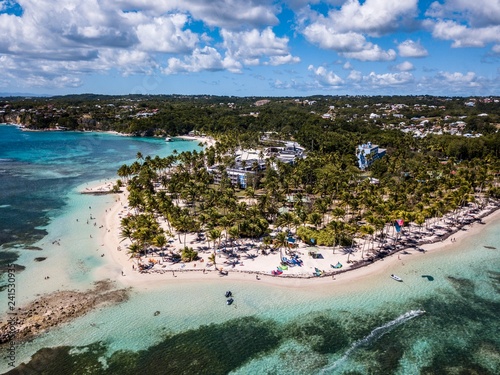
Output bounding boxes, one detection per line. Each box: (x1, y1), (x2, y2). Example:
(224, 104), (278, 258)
(89, 180), (500, 291)
(175, 135), (216, 147)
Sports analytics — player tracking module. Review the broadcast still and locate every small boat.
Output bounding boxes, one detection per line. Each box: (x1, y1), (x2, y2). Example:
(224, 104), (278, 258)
(226, 298), (234, 305)
(225, 291), (232, 298)
(165, 137), (172, 142)
(391, 274), (403, 282)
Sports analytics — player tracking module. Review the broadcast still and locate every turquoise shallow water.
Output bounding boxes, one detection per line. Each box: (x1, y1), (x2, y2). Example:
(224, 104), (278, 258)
(0, 124), (201, 257)
(1, 124), (499, 374)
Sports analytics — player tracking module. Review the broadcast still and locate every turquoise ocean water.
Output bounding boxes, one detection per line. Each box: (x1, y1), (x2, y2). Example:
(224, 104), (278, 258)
(1, 124), (499, 374)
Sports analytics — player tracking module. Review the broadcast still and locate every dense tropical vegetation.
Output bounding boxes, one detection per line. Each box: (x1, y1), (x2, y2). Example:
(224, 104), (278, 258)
(118, 132), (500, 261)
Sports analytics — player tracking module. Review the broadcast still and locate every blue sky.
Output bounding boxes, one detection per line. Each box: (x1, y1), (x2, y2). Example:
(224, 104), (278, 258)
(0, 0), (499, 97)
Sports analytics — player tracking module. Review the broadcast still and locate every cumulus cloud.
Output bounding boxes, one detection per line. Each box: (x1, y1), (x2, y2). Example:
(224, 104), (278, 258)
(221, 28), (299, 66)
(164, 46), (242, 74)
(0, 0), (301, 86)
(273, 64), (500, 95)
(343, 44), (396, 61)
(343, 61), (353, 70)
(301, 23), (396, 60)
(115, 0), (279, 30)
(395, 61), (415, 71)
(425, 1), (500, 50)
(436, 71), (480, 86)
(135, 14), (199, 53)
(364, 71), (414, 86)
(426, 0), (500, 28)
(329, 0), (418, 36)
(397, 39), (428, 57)
(426, 20), (500, 48)
(416, 70), (497, 94)
(268, 54), (301, 66)
(308, 65), (344, 86)
(347, 69), (362, 81)
(0, 0), (496, 94)
(299, 0), (414, 61)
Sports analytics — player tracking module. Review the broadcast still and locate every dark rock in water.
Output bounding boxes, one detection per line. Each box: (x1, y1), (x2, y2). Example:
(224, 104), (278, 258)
(34, 257), (47, 262)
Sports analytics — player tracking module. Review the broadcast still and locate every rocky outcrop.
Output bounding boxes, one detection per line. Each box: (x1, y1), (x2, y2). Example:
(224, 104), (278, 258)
(0, 280), (129, 345)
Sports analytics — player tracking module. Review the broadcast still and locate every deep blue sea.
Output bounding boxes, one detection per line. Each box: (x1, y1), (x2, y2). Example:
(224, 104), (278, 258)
(0, 124), (499, 374)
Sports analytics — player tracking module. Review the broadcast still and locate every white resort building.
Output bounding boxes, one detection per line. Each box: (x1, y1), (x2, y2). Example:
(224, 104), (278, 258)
(356, 142), (386, 170)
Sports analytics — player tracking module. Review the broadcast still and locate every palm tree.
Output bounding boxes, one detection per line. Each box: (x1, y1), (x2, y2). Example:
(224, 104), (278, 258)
(307, 212), (322, 230)
(127, 242), (142, 259)
(207, 251), (216, 266)
(171, 212), (195, 245)
(228, 226), (240, 252)
(273, 231), (289, 261)
(120, 224), (133, 243)
(244, 187), (256, 205)
(207, 228), (222, 252)
(153, 234), (167, 251)
(359, 224), (375, 258)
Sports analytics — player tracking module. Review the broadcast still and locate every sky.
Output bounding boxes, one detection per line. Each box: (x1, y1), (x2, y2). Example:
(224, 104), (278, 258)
(0, 0), (499, 97)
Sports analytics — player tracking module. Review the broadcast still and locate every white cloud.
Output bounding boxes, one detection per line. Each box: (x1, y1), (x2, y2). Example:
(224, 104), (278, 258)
(308, 65), (344, 86)
(267, 54), (301, 66)
(115, 0), (280, 30)
(184, 0), (279, 29)
(397, 39), (428, 57)
(301, 23), (396, 61)
(416, 70), (495, 93)
(273, 65), (500, 95)
(425, 1), (500, 50)
(426, 20), (500, 48)
(302, 23), (367, 51)
(330, 0), (418, 36)
(364, 71), (414, 86)
(437, 71), (480, 86)
(343, 45), (396, 61)
(135, 14), (199, 53)
(0, 0), (293, 84)
(426, 0), (500, 28)
(343, 61), (353, 70)
(300, 1), (413, 61)
(164, 46), (242, 74)
(221, 28), (299, 66)
(347, 69), (362, 81)
(395, 61), (414, 71)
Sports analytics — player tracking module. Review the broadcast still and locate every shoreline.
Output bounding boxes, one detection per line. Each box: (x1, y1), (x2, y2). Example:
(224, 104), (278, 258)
(97, 178), (500, 289)
(175, 134), (216, 147)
